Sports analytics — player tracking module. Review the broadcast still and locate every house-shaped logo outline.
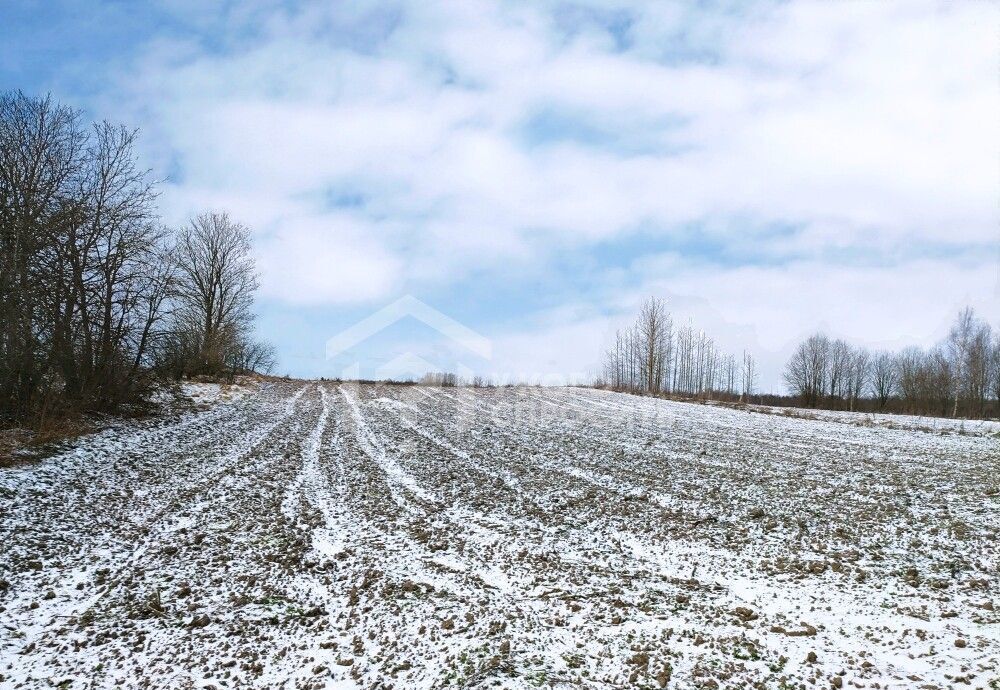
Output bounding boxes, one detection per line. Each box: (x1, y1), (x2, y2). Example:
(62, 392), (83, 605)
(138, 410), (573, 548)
(325, 295), (492, 362)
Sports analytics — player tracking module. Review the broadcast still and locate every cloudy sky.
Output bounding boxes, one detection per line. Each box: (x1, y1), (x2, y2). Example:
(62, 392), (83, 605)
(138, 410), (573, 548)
(4, 0), (997, 389)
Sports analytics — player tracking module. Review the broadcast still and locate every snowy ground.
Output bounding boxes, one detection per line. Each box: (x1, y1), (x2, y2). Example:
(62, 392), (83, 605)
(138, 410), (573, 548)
(146, 380), (258, 410)
(740, 402), (1000, 437)
(0, 383), (997, 689)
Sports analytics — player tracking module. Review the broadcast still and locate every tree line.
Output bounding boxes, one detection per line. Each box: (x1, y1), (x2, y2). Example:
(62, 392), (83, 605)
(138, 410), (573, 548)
(0, 91), (273, 422)
(784, 307), (999, 418)
(599, 297), (757, 399)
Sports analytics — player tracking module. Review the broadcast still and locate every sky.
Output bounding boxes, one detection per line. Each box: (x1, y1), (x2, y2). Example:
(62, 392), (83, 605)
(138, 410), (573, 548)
(3, 0), (998, 391)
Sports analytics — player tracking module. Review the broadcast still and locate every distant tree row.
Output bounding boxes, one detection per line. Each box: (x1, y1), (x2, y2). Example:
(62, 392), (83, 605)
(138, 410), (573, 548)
(599, 297), (756, 399)
(783, 307), (999, 418)
(0, 91), (273, 422)
(420, 372), (459, 387)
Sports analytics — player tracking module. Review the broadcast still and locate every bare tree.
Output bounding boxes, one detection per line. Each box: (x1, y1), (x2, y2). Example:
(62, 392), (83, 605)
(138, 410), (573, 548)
(927, 347), (954, 416)
(894, 346), (925, 413)
(943, 307), (993, 417)
(965, 318), (992, 417)
(947, 307), (974, 417)
(846, 347), (870, 412)
(828, 339), (852, 404)
(0, 92), (85, 415)
(638, 297), (668, 393)
(0, 91), (172, 415)
(784, 334), (830, 407)
(741, 350), (756, 400)
(59, 121), (163, 405)
(227, 339), (276, 380)
(773, 309), (998, 417)
(990, 332), (1000, 407)
(602, 299), (744, 399)
(172, 212), (261, 376)
(894, 345), (955, 417)
(870, 350), (896, 411)
(1, 91), (277, 423)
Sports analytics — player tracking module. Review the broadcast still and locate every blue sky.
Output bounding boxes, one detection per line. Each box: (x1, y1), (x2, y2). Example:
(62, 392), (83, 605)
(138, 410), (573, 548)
(4, 0), (997, 390)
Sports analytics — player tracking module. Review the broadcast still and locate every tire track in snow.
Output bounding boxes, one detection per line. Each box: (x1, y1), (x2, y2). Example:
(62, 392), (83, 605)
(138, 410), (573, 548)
(339, 384), (436, 511)
(0, 384), (311, 682)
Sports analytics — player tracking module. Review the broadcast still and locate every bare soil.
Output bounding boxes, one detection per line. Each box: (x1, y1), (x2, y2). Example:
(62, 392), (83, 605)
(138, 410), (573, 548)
(1, 383), (997, 689)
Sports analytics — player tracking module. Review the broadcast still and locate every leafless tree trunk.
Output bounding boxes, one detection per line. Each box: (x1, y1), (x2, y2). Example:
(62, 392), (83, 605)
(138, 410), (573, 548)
(945, 307), (992, 418)
(828, 339), (852, 406)
(638, 297), (668, 394)
(870, 350), (895, 411)
(846, 347), (869, 412)
(741, 350), (756, 401)
(601, 298), (743, 400)
(989, 333), (1000, 410)
(783, 334), (830, 407)
(172, 212), (260, 377)
(0, 91), (171, 416)
(0, 92), (84, 415)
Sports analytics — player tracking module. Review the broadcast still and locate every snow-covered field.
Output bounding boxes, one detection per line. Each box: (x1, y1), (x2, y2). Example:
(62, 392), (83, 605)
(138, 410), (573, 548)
(742, 402), (1000, 437)
(1, 383), (997, 689)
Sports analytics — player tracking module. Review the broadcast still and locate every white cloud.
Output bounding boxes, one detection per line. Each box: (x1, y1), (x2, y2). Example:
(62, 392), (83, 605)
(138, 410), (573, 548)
(256, 216), (402, 305)
(481, 252), (998, 391)
(76, 0), (998, 382)
(121, 1), (998, 247)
